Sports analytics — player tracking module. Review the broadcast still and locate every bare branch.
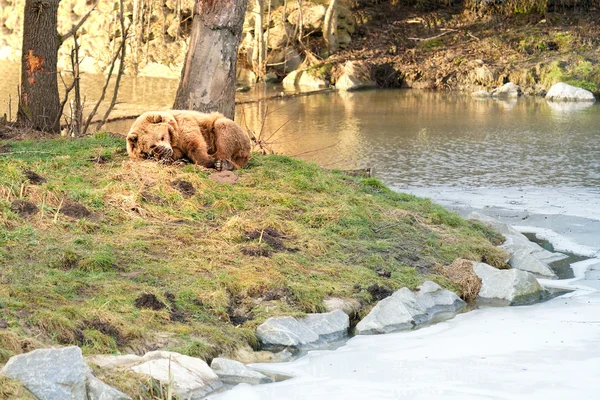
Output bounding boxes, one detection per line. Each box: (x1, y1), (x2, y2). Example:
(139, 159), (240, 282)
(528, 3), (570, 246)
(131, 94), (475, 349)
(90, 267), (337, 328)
(408, 29), (457, 42)
(60, 0), (99, 44)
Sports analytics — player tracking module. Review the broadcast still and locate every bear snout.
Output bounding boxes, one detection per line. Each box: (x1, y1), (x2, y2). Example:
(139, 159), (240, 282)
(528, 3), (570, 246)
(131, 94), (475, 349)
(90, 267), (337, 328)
(151, 144), (173, 160)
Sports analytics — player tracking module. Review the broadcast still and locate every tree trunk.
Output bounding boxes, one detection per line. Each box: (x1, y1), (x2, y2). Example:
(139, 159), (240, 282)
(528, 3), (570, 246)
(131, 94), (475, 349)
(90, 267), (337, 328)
(17, 0), (61, 132)
(323, 0), (339, 54)
(252, 0), (265, 81)
(173, 0), (248, 120)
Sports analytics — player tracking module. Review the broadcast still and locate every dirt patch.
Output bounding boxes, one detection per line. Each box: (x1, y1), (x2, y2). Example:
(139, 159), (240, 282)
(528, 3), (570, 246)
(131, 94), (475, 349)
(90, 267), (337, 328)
(437, 259), (482, 302)
(0, 320), (7, 329)
(59, 201), (92, 219)
(227, 294), (254, 326)
(210, 171), (239, 184)
(164, 292), (187, 323)
(140, 191), (165, 205)
(243, 228), (287, 251)
(170, 179), (196, 198)
(10, 200), (38, 217)
(367, 284), (393, 301)
(240, 246), (272, 257)
(22, 169), (47, 185)
(82, 319), (127, 346)
(135, 293), (166, 311)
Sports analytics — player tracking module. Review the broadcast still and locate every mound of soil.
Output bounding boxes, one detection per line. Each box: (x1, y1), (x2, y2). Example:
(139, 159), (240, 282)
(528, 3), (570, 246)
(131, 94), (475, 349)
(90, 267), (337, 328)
(11, 200), (38, 217)
(135, 293), (166, 311)
(23, 170), (47, 184)
(170, 179), (196, 198)
(60, 201), (92, 219)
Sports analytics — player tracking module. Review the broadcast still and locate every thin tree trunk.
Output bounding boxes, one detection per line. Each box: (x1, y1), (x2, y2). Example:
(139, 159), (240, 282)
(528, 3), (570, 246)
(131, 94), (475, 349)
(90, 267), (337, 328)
(323, 0), (339, 54)
(252, 0), (265, 81)
(17, 0), (61, 132)
(173, 0), (247, 120)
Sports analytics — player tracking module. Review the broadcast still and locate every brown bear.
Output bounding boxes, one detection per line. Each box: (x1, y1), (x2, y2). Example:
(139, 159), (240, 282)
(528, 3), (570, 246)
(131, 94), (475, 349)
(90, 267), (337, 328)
(126, 110), (251, 170)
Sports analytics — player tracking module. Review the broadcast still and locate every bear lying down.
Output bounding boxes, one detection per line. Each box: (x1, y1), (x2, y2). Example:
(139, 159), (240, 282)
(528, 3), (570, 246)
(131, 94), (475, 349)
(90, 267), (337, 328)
(126, 110), (251, 171)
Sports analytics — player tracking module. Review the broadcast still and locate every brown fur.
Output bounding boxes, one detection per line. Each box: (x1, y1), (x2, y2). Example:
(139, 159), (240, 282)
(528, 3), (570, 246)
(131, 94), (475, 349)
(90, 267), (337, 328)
(126, 110), (251, 170)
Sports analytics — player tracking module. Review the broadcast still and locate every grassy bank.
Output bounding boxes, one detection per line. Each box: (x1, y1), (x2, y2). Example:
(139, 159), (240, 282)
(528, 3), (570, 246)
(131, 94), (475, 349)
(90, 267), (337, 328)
(0, 133), (505, 393)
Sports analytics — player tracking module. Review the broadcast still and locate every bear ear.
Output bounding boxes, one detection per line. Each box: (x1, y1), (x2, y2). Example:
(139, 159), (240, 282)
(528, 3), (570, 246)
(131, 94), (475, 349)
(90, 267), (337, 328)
(145, 113), (163, 124)
(127, 133), (138, 143)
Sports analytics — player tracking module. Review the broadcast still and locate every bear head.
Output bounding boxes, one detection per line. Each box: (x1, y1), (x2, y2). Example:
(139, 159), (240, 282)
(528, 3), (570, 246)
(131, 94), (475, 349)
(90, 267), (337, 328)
(126, 112), (178, 161)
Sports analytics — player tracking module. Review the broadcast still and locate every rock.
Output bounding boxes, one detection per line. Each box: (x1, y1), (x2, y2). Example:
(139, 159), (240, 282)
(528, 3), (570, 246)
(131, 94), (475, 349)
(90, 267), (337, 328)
(467, 212), (565, 276)
(335, 61), (375, 92)
(491, 82), (521, 98)
(87, 354), (143, 369)
(287, 5), (326, 32)
(267, 23), (293, 49)
(210, 358), (272, 385)
(468, 65), (495, 86)
(508, 249), (557, 278)
(283, 70), (328, 89)
(473, 262), (546, 306)
(298, 71), (328, 88)
(471, 90), (491, 98)
(266, 47), (302, 73)
(545, 82), (596, 102)
(264, 72), (279, 83)
(323, 297), (362, 317)
(256, 309), (349, 349)
(237, 67), (257, 84)
(86, 373), (131, 400)
(337, 29), (352, 49)
(282, 70), (301, 87)
(1, 347), (89, 400)
(1, 347), (129, 400)
(355, 281), (465, 335)
(228, 344), (294, 364)
(130, 351), (222, 399)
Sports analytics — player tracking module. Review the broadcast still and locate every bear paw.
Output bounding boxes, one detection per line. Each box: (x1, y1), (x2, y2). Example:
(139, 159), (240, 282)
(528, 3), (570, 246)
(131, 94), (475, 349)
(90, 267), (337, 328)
(215, 159), (235, 172)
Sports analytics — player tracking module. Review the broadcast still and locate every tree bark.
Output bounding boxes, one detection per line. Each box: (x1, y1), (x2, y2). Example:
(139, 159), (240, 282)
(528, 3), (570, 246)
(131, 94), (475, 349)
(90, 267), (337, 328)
(323, 0), (339, 54)
(173, 0), (248, 120)
(252, 0), (265, 81)
(17, 0), (61, 132)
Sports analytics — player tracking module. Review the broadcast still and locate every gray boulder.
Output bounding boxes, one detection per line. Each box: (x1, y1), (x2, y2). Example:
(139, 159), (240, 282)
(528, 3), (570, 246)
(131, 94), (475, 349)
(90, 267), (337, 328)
(355, 281), (465, 335)
(467, 211), (565, 276)
(210, 358), (272, 385)
(130, 351), (222, 399)
(335, 61), (375, 92)
(1, 346), (130, 400)
(473, 262), (545, 306)
(256, 309), (349, 349)
(322, 297), (361, 317)
(508, 249), (557, 278)
(546, 82), (595, 102)
(87, 374), (131, 400)
(491, 82), (521, 98)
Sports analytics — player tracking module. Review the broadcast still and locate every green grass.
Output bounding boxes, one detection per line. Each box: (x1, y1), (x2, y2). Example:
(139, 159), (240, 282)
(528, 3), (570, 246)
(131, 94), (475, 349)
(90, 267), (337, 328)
(0, 134), (505, 394)
(541, 59), (600, 93)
